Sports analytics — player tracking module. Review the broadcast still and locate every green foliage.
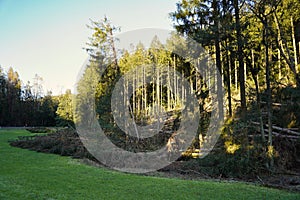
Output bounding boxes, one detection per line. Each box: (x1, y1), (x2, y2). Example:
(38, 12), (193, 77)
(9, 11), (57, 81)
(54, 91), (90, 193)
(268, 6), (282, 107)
(205, 95), (300, 176)
(193, 118), (267, 178)
(25, 127), (52, 133)
(56, 89), (74, 127)
(272, 86), (300, 128)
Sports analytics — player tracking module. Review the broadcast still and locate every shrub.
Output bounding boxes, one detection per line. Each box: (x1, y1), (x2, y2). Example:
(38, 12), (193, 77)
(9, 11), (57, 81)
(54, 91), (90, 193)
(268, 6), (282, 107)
(26, 127), (51, 133)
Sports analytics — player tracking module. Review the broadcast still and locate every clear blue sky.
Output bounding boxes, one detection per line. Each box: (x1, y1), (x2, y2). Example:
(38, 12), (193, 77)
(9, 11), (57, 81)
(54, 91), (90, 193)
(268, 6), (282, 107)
(0, 0), (178, 95)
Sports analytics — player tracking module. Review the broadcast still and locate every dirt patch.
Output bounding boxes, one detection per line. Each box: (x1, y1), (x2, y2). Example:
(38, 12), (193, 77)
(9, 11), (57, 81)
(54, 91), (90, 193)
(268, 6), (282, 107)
(158, 161), (300, 192)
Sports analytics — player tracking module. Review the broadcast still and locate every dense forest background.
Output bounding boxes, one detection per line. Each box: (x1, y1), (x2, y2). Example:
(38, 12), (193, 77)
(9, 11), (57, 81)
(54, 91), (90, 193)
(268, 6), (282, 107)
(2, 0), (300, 176)
(0, 68), (73, 127)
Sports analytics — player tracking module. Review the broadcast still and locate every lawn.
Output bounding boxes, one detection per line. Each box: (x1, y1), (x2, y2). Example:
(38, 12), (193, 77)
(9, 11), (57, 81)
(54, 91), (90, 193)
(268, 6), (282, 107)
(0, 129), (299, 200)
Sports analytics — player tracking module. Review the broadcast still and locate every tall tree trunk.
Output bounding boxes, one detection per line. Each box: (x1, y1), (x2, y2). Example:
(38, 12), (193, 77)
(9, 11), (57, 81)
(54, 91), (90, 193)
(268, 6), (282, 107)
(156, 67), (160, 113)
(144, 66), (147, 117)
(160, 69), (163, 109)
(250, 49), (265, 142)
(152, 68), (155, 115)
(208, 50), (211, 91)
(137, 70), (141, 117)
(182, 70), (184, 103)
(108, 27), (119, 73)
(235, 60), (238, 91)
(167, 63), (171, 111)
(274, 12), (300, 87)
(173, 55), (177, 109)
(234, 0), (246, 115)
(278, 49), (281, 79)
(291, 17), (298, 71)
(244, 63), (247, 83)
(141, 67), (144, 115)
(215, 39), (224, 120)
(264, 21), (274, 169)
(133, 70), (136, 114)
(299, 42), (300, 66)
(190, 76), (193, 95)
(212, 0), (224, 120)
(124, 78), (128, 140)
(226, 47), (232, 116)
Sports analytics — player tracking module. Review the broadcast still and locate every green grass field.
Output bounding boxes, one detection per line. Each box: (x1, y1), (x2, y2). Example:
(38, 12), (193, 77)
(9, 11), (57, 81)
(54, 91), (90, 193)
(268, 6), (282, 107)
(0, 129), (299, 200)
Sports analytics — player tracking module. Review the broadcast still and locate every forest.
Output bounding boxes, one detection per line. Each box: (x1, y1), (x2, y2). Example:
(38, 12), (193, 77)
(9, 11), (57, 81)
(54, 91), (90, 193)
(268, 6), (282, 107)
(2, 0), (300, 187)
(0, 67), (74, 127)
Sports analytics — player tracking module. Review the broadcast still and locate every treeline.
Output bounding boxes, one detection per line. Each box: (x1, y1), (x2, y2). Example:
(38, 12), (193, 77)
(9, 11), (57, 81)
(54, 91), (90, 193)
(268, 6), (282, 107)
(0, 67), (72, 127)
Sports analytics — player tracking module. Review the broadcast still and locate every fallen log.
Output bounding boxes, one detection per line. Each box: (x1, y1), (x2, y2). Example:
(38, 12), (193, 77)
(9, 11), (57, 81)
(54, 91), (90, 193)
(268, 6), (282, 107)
(251, 121), (300, 136)
(260, 101), (286, 106)
(266, 124), (300, 136)
(263, 129), (299, 140)
(249, 132), (299, 140)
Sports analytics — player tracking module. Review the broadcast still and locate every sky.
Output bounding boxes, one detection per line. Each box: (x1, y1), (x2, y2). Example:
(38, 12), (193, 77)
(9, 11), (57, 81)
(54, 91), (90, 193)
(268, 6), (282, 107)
(0, 0), (178, 95)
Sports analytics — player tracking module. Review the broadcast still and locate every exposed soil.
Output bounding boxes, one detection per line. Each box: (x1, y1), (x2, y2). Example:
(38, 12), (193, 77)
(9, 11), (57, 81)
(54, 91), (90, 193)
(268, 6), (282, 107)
(10, 128), (300, 192)
(158, 161), (300, 192)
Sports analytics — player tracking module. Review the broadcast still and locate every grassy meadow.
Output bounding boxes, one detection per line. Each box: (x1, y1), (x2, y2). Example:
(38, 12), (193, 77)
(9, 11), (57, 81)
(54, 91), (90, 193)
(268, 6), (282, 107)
(0, 129), (299, 200)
